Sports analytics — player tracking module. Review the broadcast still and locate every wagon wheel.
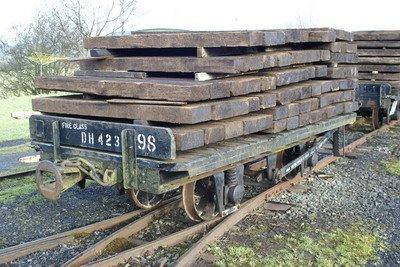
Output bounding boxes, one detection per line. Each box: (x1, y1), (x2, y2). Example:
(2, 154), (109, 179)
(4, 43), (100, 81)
(182, 176), (218, 222)
(128, 189), (165, 209)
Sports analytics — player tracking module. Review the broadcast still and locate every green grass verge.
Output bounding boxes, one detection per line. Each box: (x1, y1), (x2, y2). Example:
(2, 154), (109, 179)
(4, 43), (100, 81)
(0, 95), (34, 143)
(0, 174), (37, 204)
(384, 159), (400, 176)
(209, 223), (386, 266)
(0, 143), (33, 155)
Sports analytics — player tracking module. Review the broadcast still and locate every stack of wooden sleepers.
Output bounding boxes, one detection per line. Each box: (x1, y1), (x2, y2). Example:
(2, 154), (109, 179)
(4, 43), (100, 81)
(353, 30), (400, 94)
(33, 28), (359, 152)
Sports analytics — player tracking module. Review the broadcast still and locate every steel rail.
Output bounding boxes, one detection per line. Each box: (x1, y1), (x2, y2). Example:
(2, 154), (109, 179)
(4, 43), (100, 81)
(0, 197), (179, 264)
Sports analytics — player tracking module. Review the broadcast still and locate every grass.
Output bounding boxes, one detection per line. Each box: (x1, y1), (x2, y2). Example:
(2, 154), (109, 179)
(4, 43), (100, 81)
(0, 95), (34, 143)
(383, 159), (400, 176)
(209, 223), (386, 267)
(0, 142), (32, 155)
(0, 174), (37, 204)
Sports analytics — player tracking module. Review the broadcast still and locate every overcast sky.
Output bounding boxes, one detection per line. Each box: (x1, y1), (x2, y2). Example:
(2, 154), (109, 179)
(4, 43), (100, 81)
(0, 0), (399, 40)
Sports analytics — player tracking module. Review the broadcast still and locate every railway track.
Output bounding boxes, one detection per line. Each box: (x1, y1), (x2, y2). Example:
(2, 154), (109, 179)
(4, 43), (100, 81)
(0, 120), (399, 266)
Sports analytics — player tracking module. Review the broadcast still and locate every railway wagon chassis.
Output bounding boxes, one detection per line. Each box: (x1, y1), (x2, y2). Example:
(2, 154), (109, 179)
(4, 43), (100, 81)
(356, 83), (400, 129)
(30, 113), (356, 221)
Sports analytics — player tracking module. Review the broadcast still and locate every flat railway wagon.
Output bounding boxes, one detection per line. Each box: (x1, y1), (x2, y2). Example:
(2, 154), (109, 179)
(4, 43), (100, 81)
(30, 28), (359, 221)
(355, 83), (399, 129)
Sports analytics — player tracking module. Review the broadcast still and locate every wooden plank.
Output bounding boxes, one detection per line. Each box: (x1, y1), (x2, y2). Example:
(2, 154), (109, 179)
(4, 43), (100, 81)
(286, 116), (300, 130)
(171, 112), (273, 150)
(251, 92), (277, 109)
(242, 113), (274, 134)
(281, 29), (309, 43)
(318, 91), (343, 107)
(74, 70), (147, 79)
(264, 65), (327, 86)
(85, 30), (269, 48)
(329, 52), (358, 63)
(272, 83), (303, 105)
(342, 90), (355, 102)
(265, 105), (288, 120)
(35, 75), (276, 102)
(216, 119), (243, 139)
(332, 29), (353, 41)
(352, 64), (400, 73)
(271, 80), (340, 105)
(265, 202), (293, 212)
(324, 105), (336, 119)
(84, 29), (347, 50)
(107, 99), (187, 106)
(196, 46), (264, 58)
(227, 76), (276, 96)
(296, 98), (313, 114)
(354, 40), (400, 48)
(209, 96), (260, 120)
(300, 28), (352, 41)
(354, 31), (400, 41)
(358, 57), (400, 64)
(333, 102), (345, 116)
(263, 118), (287, 133)
(319, 42), (357, 53)
(172, 127), (205, 150)
(309, 109), (324, 123)
(326, 66), (358, 79)
(299, 113), (310, 127)
(77, 50), (330, 74)
(344, 101), (359, 113)
(328, 90), (352, 104)
(32, 95), (261, 124)
(308, 29), (336, 42)
(287, 103), (300, 117)
(358, 72), (400, 81)
(337, 78), (358, 90)
(358, 49), (400, 57)
(310, 98), (319, 110)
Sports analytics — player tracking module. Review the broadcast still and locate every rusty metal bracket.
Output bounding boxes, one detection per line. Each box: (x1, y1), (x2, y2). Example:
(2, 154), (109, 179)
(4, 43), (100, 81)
(332, 129), (340, 156)
(275, 130), (333, 179)
(122, 129), (138, 189)
(62, 157), (116, 186)
(52, 121), (60, 162)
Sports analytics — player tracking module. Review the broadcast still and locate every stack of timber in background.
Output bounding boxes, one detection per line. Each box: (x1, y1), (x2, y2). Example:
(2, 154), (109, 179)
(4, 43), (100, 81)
(353, 30), (400, 94)
(33, 28), (359, 152)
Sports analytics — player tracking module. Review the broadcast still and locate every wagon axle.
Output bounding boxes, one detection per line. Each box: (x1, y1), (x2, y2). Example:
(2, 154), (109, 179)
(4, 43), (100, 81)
(35, 158), (118, 201)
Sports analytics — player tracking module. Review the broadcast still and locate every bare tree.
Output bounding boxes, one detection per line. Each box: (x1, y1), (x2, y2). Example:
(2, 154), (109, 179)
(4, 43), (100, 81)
(0, 0), (137, 97)
(52, 0), (137, 54)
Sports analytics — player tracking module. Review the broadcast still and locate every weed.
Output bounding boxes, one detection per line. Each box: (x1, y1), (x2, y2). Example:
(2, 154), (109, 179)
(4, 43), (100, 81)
(72, 232), (91, 241)
(103, 237), (131, 254)
(209, 223), (386, 267)
(209, 245), (263, 267)
(383, 159), (400, 176)
(0, 174), (37, 204)
(0, 143), (33, 155)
